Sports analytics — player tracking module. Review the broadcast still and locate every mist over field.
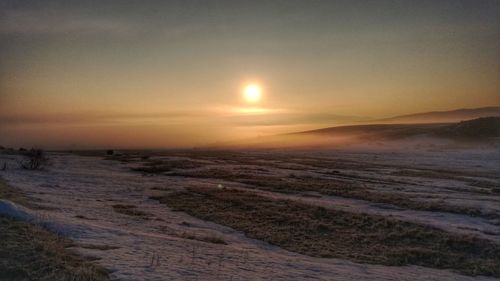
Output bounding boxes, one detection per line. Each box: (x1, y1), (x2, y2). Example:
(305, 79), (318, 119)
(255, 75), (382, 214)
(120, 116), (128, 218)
(215, 116), (500, 150)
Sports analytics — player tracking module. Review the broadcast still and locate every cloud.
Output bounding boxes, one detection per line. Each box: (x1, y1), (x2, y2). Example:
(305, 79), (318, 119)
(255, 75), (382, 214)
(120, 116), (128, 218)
(0, 8), (137, 36)
(214, 106), (287, 115)
(0, 111), (198, 126)
(0, 108), (368, 129)
(229, 112), (369, 127)
(0, 4), (203, 40)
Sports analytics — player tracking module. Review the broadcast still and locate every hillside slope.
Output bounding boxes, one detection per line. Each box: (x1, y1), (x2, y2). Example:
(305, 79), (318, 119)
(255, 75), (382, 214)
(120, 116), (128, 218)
(372, 107), (500, 124)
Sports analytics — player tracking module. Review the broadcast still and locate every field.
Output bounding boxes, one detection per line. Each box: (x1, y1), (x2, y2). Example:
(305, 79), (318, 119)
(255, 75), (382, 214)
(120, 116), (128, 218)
(0, 147), (499, 280)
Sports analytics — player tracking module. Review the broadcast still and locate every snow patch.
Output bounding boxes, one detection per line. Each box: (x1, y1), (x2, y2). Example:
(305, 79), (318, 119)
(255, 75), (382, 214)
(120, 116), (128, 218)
(0, 199), (33, 221)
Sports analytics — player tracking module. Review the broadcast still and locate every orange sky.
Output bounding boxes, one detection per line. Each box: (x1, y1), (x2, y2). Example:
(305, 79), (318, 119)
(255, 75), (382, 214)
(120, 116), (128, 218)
(1, 1), (499, 148)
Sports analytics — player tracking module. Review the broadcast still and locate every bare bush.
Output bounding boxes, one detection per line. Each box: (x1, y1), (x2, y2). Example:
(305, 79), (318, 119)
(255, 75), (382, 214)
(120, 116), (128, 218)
(20, 148), (48, 170)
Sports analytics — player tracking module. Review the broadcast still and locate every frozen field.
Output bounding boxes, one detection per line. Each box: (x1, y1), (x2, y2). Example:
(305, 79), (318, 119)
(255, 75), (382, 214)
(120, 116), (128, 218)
(0, 147), (499, 280)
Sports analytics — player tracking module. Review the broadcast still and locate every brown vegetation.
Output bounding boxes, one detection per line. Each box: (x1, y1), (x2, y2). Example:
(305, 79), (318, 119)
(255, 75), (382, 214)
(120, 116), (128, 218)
(155, 187), (500, 277)
(112, 204), (150, 218)
(0, 216), (109, 281)
(132, 159), (206, 174)
(178, 231), (227, 245)
(19, 148), (48, 170)
(0, 178), (39, 209)
(168, 167), (498, 219)
(0, 179), (109, 281)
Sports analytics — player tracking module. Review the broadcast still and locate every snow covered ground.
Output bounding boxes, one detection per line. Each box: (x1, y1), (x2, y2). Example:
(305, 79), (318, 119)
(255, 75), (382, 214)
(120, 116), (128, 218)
(0, 149), (499, 281)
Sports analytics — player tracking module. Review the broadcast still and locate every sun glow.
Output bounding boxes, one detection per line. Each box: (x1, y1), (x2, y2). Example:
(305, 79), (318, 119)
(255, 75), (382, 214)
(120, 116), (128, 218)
(243, 84), (262, 103)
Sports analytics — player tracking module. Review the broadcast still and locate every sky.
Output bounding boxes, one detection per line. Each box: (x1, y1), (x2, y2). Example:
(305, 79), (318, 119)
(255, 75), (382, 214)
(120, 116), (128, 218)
(0, 0), (499, 148)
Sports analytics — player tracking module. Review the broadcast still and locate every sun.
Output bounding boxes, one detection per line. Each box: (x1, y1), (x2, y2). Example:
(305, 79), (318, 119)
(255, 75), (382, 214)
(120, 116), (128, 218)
(243, 84), (262, 103)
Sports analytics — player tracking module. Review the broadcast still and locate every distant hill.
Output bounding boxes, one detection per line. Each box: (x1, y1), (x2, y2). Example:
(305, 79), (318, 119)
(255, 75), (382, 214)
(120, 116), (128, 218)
(439, 117), (500, 138)
(372, 106), (500, 124)
(215, 117), (500, 149)
(296, 116), (500, 140)
(295, 123), (446, 139)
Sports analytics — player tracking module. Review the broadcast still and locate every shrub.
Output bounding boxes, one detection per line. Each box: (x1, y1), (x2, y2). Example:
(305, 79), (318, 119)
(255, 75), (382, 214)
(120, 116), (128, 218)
(20, 148), (48, 170)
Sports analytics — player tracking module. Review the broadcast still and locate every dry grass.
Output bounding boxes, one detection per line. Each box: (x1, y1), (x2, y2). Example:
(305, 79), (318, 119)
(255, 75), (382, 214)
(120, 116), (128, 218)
(131, 159), (206, 174)
(0, 216), (109, 281)
(168, 167), (498, 219)
(102, 149), (498, 219)
(178, 231), (227, 245)
(0, 178), (40, 209)
(78, 243), (120, 251)
(0, 179), (110, 281)
(112, 204), (150, 218)
(155, 187), (500, 277)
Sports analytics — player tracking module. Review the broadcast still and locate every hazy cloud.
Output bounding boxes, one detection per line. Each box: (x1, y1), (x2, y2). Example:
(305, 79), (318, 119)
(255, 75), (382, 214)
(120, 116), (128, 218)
(0, 8), (138, 36)
(0, 111), (198, 125)
(0, 109), (368, 129)
(230, 112), (369, 127)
